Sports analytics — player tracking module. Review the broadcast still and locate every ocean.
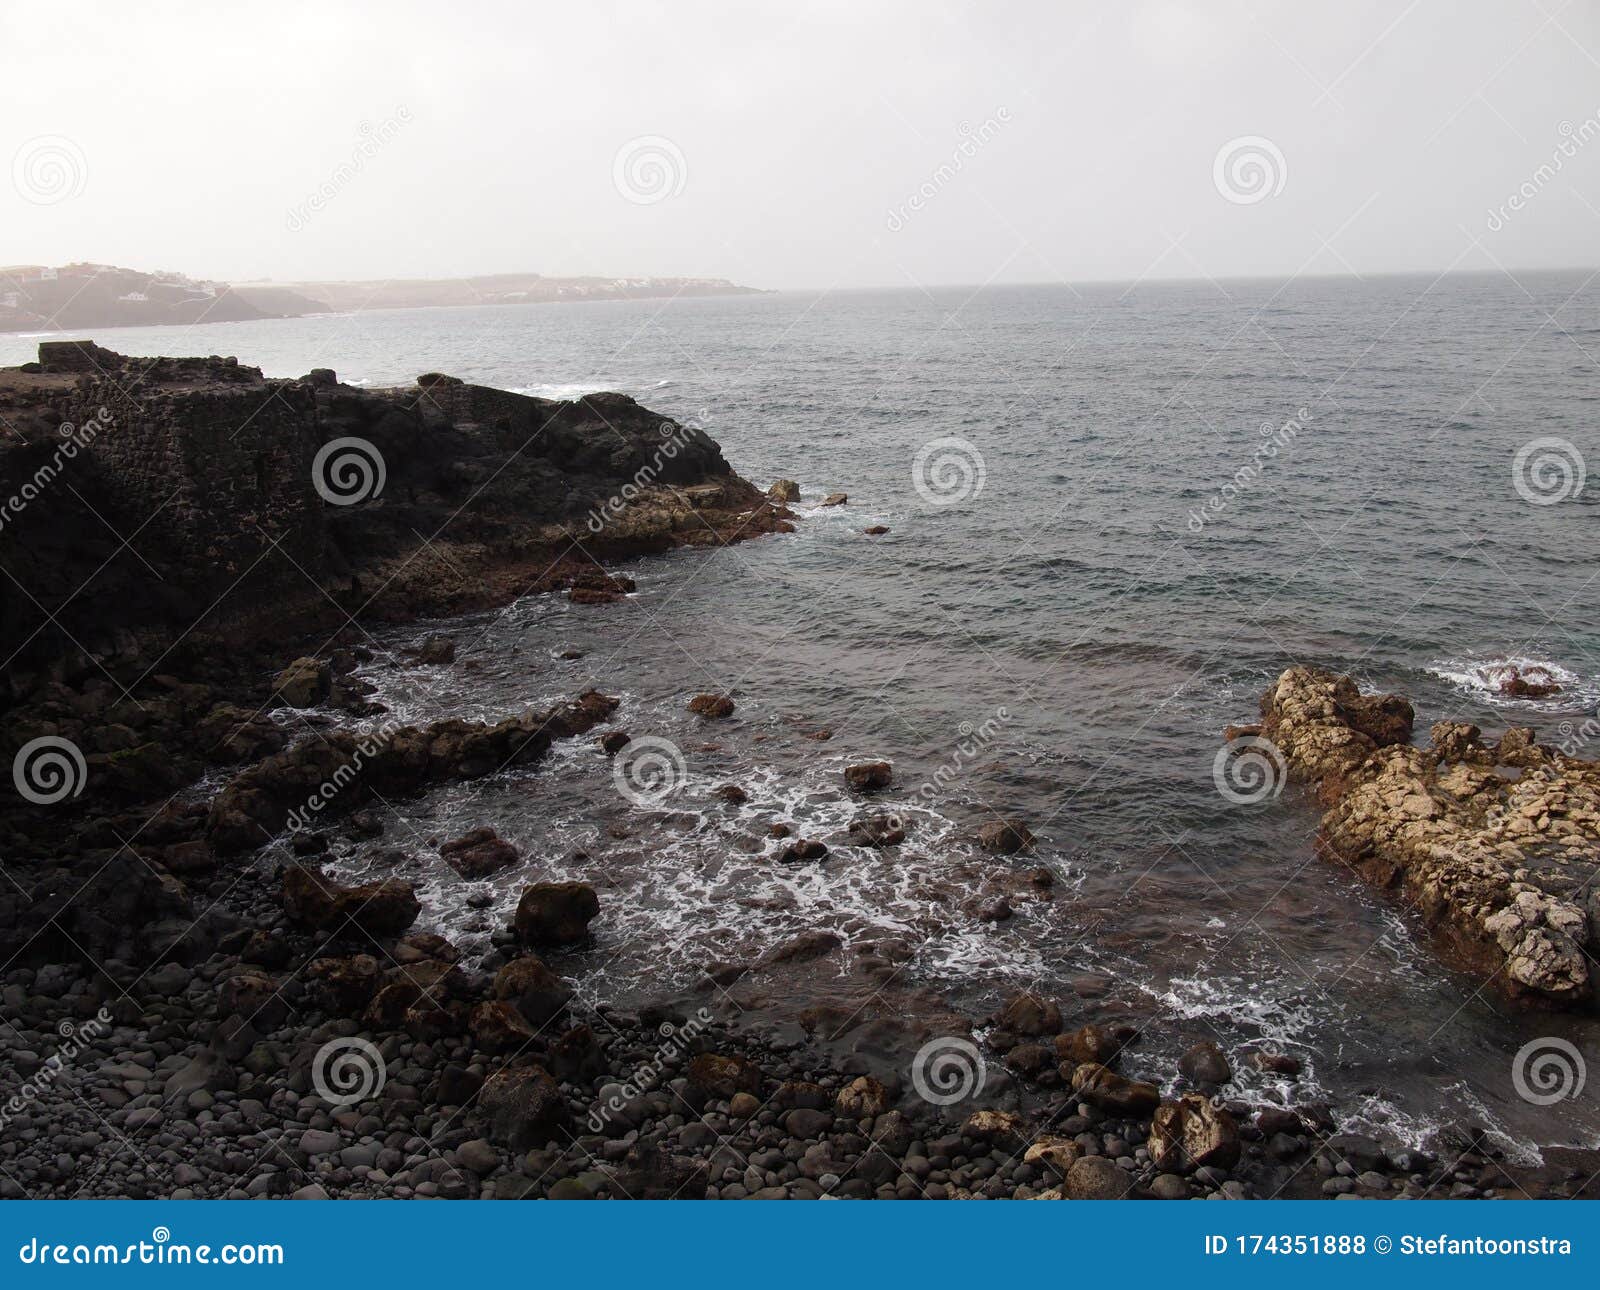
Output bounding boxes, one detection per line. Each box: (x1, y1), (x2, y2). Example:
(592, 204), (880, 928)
(8, 271), (1598, 1158)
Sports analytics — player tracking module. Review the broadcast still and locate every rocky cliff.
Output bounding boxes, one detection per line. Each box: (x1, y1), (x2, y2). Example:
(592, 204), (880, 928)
(0, 340), (789, 695)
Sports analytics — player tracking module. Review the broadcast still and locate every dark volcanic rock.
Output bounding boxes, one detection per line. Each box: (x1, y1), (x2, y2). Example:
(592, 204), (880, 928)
(687, 693), (735, 718)
(440, 827), (520, 879)
(512, 882), (600, 946)
(976, 819), (1035, 854)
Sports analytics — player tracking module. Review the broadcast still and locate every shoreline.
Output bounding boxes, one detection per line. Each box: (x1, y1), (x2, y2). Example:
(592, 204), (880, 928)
(1, 343), (1596, 1199)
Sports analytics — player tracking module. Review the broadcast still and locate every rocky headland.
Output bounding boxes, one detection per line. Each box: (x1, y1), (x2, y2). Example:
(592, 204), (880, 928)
(0, 345), (1594, 1200)
(1250, 666), (1598, 1010)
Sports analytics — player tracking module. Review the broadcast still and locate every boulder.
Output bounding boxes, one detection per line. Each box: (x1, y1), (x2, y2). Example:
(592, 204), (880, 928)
(844, 761), (892, 791)
(834, 1075), (891, 1120)
(492, 954), (572, 1026)
(1023, 1134), (1084, 1177)
(1056, 1023), (1127, 1067)
(768, 480), (801, 502)
(470, 1000), (537, 1053)
(849, 814), (906, 848)
(819, 492), (848, 507)
(479, 1065), (568, 1150)
(997, 990), (1062, 1037)
(1070, 1062), (1160, 1115)
(687, 693), (735, 718)
(440, 827), (520, 879)
(1148, 1093), (1241, 1173)
(685, 1053), (763, 1103)
(976, 819), (1034, 854)
(961, 1109), (1026, 1150)
(273, 657), (330, 708)
(415, 633), (456, 665)
(778, 839), (829, 863)
(1065, 1155), (1133, 1199)
(281, 865), (419, 937)
(1177, 1039), (1232, 1086)
(513, 882), (599, 946)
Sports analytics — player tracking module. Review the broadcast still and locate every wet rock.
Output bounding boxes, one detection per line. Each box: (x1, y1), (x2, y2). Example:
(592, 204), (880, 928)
(492, 955), (572, 1026)
(1148, 1094), (1241, 1173)
(760, 930), (842, 966)
(778, 839), (829, 863)
(863, 525), (889, 535)
(282, 865), (419, 937)
(768, 480), (801, 502)
(714, 783), (748, 803)
(819, 492), (848, 507)
(1177, 1040), (1232, 1085)
(844, 761), (892, 791)
(1262, 664), (1593, 1008)
(1056, 1023), (1127, 1067)
(848, 814), (906, 847)
(976, 819), (1034, 854)
(512, 882), (599, 946)
(997, 991), (1062, 1037)
(440, 827), (520, 879)
(688, 694), (735, 718)
(597, 731), (631, 755)
(414, 633), (456, 665)
(273, 657), (330, 708)
(1070, 1062), (1160, 1116)
(548, 1025), (607, 1083)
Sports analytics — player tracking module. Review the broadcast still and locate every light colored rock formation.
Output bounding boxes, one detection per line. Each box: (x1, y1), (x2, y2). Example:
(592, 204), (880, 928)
(1257, 665), (1594, 1008)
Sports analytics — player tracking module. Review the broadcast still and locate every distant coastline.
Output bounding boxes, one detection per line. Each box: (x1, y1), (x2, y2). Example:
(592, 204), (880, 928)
(0, 263), (767, 334)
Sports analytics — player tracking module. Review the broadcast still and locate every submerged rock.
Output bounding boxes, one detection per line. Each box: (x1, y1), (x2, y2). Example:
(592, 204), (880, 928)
(687, 693), (735, 718)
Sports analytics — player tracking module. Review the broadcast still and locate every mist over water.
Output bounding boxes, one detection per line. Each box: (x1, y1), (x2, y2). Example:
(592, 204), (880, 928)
(19, 271), (1600, 1158)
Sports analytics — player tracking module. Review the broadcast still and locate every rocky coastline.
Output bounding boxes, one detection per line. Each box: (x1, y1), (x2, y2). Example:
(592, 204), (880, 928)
(1247, 666), (1597, 1010)
(1, 344), (1596, 1200)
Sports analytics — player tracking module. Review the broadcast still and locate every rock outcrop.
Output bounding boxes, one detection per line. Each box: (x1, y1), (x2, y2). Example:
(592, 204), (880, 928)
(1256, 665), (1594, 1009)
(0, 343), (793, 688)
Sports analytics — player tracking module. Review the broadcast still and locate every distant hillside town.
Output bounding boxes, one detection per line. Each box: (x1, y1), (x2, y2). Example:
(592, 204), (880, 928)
(0, 263), (765, 333)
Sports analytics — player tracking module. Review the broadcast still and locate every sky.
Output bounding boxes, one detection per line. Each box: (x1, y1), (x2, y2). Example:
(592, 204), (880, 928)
(5, 0), (1600, 291)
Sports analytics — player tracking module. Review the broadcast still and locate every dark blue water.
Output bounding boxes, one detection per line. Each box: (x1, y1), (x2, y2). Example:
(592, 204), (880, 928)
(11, 273), (1598, 1156)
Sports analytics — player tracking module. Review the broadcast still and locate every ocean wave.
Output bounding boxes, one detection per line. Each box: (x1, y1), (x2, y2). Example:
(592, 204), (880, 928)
(1426, 655), (1596, 710)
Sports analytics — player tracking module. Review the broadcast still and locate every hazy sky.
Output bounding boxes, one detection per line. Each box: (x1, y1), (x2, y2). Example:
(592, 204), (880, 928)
(6, 0), (1600, 290)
